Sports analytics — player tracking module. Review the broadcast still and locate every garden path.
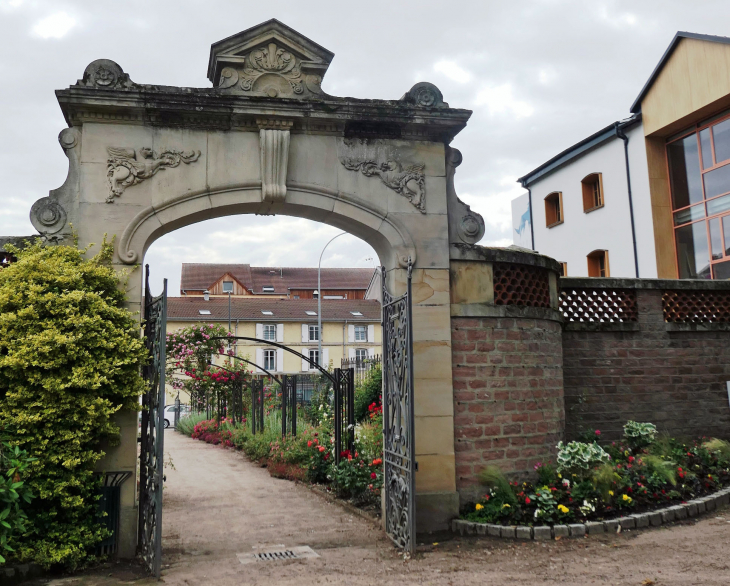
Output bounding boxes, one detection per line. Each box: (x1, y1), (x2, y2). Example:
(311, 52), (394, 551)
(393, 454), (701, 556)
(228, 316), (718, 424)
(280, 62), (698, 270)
(30, 431), (730, 585)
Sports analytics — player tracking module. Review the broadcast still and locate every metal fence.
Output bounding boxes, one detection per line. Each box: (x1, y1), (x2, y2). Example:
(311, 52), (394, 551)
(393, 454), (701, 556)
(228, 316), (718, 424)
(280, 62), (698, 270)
(341, 355), (381, 387)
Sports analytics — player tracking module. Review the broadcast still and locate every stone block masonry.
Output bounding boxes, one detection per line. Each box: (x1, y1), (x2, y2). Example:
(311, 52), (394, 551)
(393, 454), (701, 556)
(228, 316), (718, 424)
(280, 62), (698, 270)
(451, 316), (564, 503)
(563, 286), (730, 442)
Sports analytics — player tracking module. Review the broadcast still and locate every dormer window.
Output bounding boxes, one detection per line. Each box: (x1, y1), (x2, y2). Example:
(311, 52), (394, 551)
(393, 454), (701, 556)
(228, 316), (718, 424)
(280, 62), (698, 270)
(222, 281), (233, 293)
(582, 173), (604, 212)
(545, 192), (563, 227)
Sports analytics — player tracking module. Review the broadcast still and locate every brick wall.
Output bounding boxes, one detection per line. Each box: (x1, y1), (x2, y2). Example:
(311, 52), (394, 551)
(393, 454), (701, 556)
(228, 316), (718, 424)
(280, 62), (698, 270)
(563, 289), (730, 442)
(451, 316), (564, 504)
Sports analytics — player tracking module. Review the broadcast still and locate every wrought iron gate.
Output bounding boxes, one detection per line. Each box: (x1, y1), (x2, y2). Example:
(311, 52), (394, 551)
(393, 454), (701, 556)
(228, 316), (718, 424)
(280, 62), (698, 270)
(381, 260), (416, 554)
(138, 267), (167, 578)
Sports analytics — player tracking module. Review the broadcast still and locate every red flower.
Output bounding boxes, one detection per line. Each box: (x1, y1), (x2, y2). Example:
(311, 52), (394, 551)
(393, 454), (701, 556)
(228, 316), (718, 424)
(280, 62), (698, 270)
(525, 497), (531, 505)
(595, 430), (601, 436)
(371, 472), (377, 479)
(307, 441), (312, 447)
(628, 456), (635, 463)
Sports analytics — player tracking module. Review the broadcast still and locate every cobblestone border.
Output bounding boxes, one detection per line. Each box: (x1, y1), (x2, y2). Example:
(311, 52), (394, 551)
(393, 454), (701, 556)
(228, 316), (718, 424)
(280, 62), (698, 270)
(452, 487), (730, 540)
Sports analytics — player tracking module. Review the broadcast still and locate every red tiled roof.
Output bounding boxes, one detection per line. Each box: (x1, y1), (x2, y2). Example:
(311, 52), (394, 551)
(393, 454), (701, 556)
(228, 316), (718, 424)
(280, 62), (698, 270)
(180, 264), (375, 294)
(167, 297), (381, 322)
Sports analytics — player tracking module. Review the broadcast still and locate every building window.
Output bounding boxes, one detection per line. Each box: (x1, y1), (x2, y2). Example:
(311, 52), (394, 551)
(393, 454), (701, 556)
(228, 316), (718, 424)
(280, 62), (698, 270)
(668, 114), (730, 279)
(354, 325), (367, 342)
(581, 173), (604, 212)
(587, 250), (610, 277)
(222, 281), (233, 292)
(262, 286), (275, 293)
(309, 325), (319, 341)
(544, 192), (563, 227)
(308, 349), (319, 368)
(559, 262), (567, 277)
(263, 324), (276, 341)
(263, 349), (276, 371)
(355, 348), (368, 362)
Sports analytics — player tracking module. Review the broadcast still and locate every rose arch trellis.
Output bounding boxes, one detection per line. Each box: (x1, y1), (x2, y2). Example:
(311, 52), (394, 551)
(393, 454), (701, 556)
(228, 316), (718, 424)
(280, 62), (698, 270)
(24, 19), (486, 565)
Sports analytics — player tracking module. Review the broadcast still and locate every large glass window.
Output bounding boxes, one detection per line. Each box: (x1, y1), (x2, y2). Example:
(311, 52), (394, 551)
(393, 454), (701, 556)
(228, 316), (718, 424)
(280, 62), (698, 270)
(668, 113), (730, 279)
(309, 325), (319, 341)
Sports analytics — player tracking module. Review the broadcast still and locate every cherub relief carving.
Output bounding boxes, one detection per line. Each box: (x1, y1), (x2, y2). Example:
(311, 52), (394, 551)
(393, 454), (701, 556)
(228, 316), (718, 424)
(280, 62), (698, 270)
(106, 147), (201, 203)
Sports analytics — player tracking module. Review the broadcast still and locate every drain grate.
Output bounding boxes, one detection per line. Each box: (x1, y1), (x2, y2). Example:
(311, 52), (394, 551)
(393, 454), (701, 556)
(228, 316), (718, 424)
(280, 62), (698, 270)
(255, 550), (298, 561)
(237, 545), (320, 565)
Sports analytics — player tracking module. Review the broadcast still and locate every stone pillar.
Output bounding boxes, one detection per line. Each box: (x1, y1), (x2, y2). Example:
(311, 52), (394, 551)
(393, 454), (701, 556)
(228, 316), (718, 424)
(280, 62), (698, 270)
(388, 267), (459, 532)
(448, 245), (564, 506)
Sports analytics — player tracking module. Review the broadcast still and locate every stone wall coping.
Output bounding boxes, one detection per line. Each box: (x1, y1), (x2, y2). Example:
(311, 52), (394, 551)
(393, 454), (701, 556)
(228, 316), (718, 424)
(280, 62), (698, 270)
(451, 304), (563, 322)
(450, 244), (562, 273)
(560, 277), (730, 291)
(451, 486), (730, 540)
(563, 322), (640, 332)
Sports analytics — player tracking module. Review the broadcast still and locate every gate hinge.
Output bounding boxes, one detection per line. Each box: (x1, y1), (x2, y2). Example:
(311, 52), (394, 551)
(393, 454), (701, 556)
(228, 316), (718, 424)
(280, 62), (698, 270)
(414, 461), (419, 472)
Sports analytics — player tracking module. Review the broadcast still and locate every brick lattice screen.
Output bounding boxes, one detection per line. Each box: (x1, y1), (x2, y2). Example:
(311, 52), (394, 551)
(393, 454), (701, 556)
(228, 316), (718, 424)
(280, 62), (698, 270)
(662, 289), (730, 323)
(492, 263), (551, 307)
(560, 288), (638, 323)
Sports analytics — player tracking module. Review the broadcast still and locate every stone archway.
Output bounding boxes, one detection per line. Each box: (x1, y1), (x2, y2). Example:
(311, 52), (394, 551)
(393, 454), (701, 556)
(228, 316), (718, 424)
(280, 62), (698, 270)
(28, 19), (486, 556)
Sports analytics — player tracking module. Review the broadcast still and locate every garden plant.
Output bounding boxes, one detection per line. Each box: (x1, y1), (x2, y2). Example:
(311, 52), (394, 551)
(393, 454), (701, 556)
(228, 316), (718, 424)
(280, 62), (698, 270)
(463, 421), (730, 527)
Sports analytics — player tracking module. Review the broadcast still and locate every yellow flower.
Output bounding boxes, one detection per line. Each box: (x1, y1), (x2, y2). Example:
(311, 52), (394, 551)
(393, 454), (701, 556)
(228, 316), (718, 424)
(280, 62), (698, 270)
(557, 505), (569, 513)
(609, 490), (614, 496)
(557, 474), (562, 478)
(502, 503), (511, 508)
(475, 503), (484, 511)
(622, 494), (632, 503)
(542, 485), (549, 490)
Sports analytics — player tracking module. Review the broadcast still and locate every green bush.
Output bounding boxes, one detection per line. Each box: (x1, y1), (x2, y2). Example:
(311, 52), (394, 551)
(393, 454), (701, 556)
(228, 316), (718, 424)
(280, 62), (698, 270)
(0, 241), (146, 569)
(354, 364), (382, 423)
(0, 442), (35, 564)
(176, 413), (208, 436)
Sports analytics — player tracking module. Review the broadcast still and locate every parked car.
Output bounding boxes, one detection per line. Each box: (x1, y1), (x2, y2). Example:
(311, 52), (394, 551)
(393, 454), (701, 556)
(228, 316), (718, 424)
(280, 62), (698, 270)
(163, 404), (190, 428)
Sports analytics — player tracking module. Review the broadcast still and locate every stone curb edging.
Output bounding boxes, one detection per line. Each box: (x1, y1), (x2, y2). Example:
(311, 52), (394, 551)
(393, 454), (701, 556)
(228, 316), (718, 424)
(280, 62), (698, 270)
(452, 487), (730, 540)
(0, 562), (45, 586)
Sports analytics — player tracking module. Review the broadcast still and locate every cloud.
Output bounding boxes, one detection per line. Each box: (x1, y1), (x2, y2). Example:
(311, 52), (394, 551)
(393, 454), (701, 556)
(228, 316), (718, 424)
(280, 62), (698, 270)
(433, 59), (473, 84)
(32, 12), (76, 39)
(474, 83), (535, 119)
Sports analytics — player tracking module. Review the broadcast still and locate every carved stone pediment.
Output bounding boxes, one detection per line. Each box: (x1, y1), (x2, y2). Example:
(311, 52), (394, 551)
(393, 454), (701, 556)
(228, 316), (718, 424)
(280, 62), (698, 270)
(208, 19), (333, 99)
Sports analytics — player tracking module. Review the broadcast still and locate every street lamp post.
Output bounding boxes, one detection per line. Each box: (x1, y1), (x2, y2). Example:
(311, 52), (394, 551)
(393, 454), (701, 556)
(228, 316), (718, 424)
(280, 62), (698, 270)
(318, 232), (346, 367)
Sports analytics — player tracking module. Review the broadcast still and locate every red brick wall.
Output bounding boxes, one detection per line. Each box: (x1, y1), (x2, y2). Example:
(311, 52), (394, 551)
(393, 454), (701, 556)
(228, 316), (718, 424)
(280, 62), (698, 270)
(451, 316), (565, 503)
(563, 289), (730, 442)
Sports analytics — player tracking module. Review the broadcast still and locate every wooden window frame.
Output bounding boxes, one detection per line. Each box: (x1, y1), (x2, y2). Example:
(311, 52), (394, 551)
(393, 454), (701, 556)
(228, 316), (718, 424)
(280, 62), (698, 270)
(581, 173), (604, 213)
(558, 262), (568, 277)
(587, 250), (610, 277)
(544, 191), (564, 228)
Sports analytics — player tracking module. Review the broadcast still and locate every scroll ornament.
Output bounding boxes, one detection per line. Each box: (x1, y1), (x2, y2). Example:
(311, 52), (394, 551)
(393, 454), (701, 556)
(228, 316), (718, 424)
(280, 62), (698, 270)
(106, 147), (201, 203)
(340, 159), (426, 213)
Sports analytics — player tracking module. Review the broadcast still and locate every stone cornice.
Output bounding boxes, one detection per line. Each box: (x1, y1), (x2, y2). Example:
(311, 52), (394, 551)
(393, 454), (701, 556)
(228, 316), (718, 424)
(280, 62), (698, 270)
(55, 85), (472, 142)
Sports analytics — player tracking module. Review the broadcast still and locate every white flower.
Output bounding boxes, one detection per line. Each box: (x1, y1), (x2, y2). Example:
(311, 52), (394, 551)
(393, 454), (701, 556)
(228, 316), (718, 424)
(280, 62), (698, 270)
(562, 478), (570, 488)
(534, 508), (542, 518)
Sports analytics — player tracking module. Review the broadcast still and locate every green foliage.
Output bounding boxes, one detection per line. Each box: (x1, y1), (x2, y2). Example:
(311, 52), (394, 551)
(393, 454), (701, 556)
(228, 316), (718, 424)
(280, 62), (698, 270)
(353, 364), (382, 422)
(535, 462), (558, 486)
(703, 438), (730, 464)
(176, 412), (208, 436)
(529, 487), (560, 523)
(623, 421), (658, 450)
(556, 441), (611, 479)
(640, 454), (677, 486)
(478, 466), (517, 505)
(0, 241), (146, 569)
(0, 442), (35, 563)
(591, 463), (620, 501)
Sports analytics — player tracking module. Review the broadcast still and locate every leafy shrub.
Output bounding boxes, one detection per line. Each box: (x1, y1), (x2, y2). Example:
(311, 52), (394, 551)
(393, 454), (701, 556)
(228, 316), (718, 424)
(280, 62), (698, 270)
(478, 466), (517, 505)
(556, 441), (611, 479)
(703, 438), (730, 464)
(176, 412), (208, 436)
(0, 442), (35, 564)
(623, 421), (658, 450)
(0, 241), (146, 569)
(354, 365), (382, 422)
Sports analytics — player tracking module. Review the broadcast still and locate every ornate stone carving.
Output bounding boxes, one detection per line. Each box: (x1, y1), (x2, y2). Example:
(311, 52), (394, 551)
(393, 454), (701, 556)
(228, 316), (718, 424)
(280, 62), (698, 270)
(340, 159), (426, 213)
(106, 147), (201, 203)
(400, 82), (447, 108)
(259, 129), (290, 201)
(445, 147), (485, 245)
(77, 59), (136, 90)
(30, 198), (67, 235)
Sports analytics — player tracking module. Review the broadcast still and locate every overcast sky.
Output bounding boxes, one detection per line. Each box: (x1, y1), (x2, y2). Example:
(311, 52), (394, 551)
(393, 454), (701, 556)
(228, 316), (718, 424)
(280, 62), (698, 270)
(2, 0), (730, 294)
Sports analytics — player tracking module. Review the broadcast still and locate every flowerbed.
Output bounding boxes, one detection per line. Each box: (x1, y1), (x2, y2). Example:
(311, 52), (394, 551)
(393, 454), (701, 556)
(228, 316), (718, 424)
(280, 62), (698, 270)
(463, 422), (730, 527)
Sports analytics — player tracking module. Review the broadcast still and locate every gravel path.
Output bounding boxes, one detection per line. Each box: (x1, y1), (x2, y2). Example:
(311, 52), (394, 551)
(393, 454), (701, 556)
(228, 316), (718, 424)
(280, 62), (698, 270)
(30, 431), (730, 585)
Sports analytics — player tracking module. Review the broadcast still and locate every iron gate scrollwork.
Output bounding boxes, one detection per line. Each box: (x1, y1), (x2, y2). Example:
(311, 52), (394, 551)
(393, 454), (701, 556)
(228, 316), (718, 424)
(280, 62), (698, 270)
(382, 260), (416, 554)
(138, 267), (167, 578)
